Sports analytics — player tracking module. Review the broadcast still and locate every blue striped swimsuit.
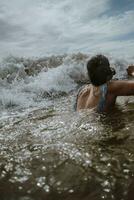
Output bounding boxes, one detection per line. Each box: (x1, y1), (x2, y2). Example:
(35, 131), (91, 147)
(97, 83), (108, 112)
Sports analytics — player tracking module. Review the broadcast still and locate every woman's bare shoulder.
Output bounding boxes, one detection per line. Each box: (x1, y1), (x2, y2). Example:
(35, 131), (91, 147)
(78, 84), (91, 97)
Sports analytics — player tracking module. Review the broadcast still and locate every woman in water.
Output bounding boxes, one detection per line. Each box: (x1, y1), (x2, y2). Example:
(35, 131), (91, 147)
(76, 55), (134, 112)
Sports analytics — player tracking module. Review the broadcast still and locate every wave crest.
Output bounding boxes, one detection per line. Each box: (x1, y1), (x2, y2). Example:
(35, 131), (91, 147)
(0, 53), (130, 109)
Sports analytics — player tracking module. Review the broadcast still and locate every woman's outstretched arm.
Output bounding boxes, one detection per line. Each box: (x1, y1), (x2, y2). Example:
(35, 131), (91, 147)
(108, 80), (134, 96)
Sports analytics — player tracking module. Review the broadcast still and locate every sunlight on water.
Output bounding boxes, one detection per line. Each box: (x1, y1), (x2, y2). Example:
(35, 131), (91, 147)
(0, 53), (134, 200)
(0, 93), (134, 200)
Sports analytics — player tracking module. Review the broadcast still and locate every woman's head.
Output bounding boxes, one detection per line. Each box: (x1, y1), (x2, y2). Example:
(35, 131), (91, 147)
(87, 55), (116, 86)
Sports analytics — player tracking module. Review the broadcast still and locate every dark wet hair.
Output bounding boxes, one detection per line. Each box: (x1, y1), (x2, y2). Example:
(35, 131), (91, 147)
(87, 55), (116, 86)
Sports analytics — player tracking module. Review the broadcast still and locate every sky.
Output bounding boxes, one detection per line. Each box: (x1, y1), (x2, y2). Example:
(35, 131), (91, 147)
(0, 0), (134, 58)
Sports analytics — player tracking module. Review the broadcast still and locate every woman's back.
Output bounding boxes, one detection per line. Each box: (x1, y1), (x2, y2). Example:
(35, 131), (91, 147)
(76, 84), (99, 110)
(76, 83), (109, 112)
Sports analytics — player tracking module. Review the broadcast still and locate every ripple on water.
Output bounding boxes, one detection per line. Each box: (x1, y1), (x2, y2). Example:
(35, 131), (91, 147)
(0, 95), (134, 200)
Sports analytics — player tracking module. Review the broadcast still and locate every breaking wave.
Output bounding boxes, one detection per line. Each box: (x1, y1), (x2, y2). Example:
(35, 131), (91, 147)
(0, 53), (131, 109)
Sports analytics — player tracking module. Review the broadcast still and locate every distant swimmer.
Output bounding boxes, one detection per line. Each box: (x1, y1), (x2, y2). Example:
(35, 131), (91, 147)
(76, 55), (134, 112)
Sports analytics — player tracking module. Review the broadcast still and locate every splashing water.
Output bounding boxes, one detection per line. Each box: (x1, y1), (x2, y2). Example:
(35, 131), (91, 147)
(0, 53), (134, 200)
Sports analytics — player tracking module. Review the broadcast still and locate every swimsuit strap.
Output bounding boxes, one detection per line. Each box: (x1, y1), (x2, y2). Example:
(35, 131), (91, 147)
(74, 85), (88, 110)
(97, 83), (108, 112)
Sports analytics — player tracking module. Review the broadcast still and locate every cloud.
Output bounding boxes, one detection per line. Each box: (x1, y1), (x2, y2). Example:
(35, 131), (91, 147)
(0, 0), (134, 57)
(0, 19), (25, 41)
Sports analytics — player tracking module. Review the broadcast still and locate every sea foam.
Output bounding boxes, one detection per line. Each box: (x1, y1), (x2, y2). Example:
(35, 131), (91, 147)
(0, 53), (131, 109)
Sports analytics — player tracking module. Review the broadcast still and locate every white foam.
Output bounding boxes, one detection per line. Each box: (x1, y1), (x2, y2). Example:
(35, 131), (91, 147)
(22, 56), (88, 95)
(0, 88), (33, 108)
(0, 53), (132, 109)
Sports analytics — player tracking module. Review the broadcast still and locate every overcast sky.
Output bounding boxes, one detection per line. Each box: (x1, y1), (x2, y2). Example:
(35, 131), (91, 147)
(0, 0), (134, 57)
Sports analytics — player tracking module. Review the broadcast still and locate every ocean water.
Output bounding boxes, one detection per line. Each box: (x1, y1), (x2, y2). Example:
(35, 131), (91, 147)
(0, 53), (134, 200)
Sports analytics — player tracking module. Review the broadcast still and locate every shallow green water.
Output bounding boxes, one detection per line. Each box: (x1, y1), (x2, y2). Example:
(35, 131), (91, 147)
(0, 94), (134, 200)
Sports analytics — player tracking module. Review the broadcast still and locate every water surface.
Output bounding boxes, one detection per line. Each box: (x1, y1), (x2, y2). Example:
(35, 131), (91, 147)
(0, 54), (134, 200)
